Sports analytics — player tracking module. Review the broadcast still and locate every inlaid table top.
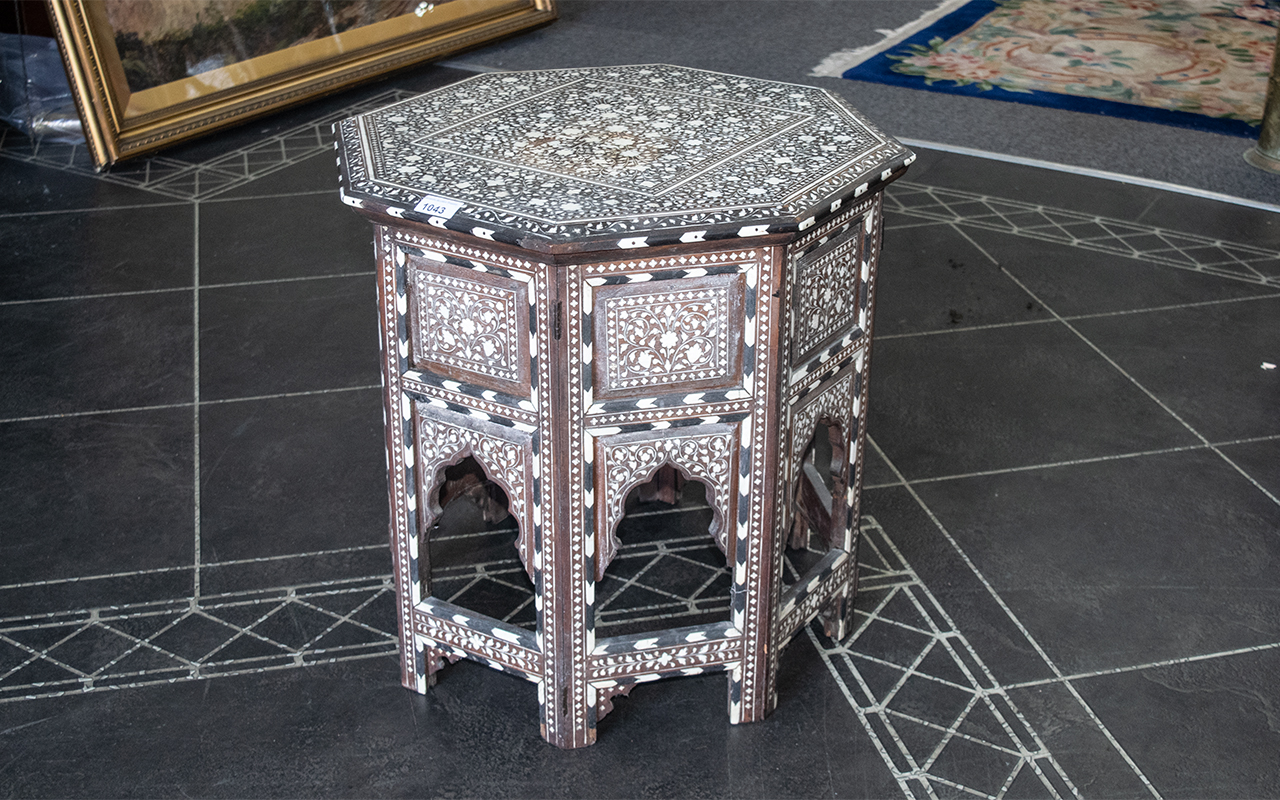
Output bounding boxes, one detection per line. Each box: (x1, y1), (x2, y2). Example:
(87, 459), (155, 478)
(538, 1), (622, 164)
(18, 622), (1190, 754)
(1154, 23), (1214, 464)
(336, 64), (912, 252)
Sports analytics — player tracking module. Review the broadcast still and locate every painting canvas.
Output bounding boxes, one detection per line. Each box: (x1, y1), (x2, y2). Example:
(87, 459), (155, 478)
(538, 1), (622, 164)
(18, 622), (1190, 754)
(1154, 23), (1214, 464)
(47, 0), (557, 168)
(104, 0), (415, 92)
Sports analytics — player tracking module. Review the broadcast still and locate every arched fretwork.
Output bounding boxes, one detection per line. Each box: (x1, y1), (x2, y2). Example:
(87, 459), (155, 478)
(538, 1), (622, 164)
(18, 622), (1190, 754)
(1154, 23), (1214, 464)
(593, 425), (738, 582)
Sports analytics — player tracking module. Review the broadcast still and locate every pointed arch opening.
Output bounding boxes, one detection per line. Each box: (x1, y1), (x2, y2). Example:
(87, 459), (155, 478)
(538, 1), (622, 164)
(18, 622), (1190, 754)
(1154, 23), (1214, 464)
(419, 453), (536, 630)
(785, 418), (851, 587)
(593, 464), (733, 639)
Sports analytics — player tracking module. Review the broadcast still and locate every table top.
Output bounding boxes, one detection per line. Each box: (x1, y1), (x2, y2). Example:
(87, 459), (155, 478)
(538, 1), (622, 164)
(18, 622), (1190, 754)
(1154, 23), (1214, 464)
(336, 65), (912, 252)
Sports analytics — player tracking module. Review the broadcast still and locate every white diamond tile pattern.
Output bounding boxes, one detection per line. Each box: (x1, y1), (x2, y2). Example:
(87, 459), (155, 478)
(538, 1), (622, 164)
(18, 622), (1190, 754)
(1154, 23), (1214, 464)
(809, 518), (1080, 800)
(887, 182), (1280, 287)
(0, 514), (1082, 800)
(0, 578), (398, 701)
(0, 90), (416, 201)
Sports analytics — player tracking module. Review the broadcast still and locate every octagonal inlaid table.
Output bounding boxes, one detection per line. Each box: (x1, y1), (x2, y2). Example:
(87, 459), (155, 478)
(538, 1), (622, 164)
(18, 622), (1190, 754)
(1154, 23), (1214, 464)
(336, 64), (913, 748)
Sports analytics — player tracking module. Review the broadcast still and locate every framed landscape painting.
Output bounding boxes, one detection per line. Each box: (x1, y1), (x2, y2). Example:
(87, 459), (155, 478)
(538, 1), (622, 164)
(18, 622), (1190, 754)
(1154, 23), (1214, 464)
(47, 0), (557, 168)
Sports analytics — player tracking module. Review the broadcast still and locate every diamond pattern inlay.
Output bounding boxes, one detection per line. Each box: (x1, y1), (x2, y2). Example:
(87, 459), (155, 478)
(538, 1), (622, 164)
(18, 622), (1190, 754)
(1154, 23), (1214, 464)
(339, 65), (912, 237)
(427, 80), (808, 194)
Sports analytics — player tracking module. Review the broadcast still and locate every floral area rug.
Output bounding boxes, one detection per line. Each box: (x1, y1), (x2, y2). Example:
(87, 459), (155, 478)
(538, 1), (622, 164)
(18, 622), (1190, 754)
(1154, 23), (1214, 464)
(814, 0), (1279, 137)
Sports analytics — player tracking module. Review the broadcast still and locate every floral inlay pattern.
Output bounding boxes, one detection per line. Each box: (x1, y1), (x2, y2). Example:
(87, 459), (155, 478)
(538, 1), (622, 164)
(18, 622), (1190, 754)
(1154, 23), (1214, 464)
(603, 286), (732, 391)
(792, 229), (862, 362)
(413, 269), (522, 385)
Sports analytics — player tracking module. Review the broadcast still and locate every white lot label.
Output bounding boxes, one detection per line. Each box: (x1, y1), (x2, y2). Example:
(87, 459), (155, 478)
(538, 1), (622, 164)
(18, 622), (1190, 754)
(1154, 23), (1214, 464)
(412, 194), (464, 218)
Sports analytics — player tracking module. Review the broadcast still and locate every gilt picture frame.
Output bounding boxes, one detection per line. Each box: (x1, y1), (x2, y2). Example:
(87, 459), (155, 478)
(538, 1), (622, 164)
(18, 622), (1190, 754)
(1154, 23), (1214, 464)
(46, 0), (557, 168)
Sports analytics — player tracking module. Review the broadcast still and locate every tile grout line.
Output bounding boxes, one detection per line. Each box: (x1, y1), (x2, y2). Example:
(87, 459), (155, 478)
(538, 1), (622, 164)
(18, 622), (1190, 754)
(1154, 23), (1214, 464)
(1004, 640), (1280, 691)
(0, 401), (197, 424)
(0, 384), (384, 425)
(201, 188), (336, 205)
(876, 318), (1057, 341)
(0, 287), (191, 307)
(875, 291), (1280, 341)
(0, 271), (378, 308)
(0, 543), (390, 594)
(1133, 195), (1162, 225)
(201, 384), (381, 405)
(0, 650), (398, 705)
(1055, 292), (1280, 322)
(193, 200), (203, 603)
(0, 200), (191, 220)
(862, 433), (1280, 489)
(204, 272), (376, 290)
(882, 219), (954, 232)
(953, 223), (1280, 510)
(865, 435), (1163, 800)
(1206, 447), (1280, 508)
(2, 575), (395, 631)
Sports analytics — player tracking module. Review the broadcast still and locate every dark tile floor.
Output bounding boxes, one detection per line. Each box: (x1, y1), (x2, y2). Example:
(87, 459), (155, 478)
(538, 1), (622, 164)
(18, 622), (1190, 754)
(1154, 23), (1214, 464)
(2, 65), (1279, 799)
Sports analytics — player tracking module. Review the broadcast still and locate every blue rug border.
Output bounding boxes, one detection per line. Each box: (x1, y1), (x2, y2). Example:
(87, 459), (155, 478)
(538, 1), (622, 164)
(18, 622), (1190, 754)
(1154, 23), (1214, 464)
(840, 0), (1264, 139)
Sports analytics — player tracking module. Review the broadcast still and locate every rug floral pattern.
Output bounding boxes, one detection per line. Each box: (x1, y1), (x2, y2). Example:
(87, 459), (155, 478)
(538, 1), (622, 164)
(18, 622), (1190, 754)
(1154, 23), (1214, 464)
(887, 0), (1278, 126)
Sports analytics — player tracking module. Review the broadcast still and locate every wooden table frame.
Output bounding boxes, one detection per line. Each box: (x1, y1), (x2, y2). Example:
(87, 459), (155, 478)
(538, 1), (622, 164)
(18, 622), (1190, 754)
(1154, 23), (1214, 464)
(356, 189), (891, 748)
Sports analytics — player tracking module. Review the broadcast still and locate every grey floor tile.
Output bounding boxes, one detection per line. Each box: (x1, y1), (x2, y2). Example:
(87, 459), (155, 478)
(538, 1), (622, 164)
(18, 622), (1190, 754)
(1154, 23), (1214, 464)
(199, 189), (374, 284)
(0, 159), (164, 214)
(0, 203), (193, 301)
(875, 221), (1053, 336)
(1070, 295), (1280, 442)
(0, 408), (194, 587)
(910, 449), (1280, 675)
(0, 291), (194, 419)
(198, 389), (387, 563)
(1072, 648), (1280, 799)
(196, 549), (392, 597)
(866, 321), (1201, 480)
(197, 276), (380, 401)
